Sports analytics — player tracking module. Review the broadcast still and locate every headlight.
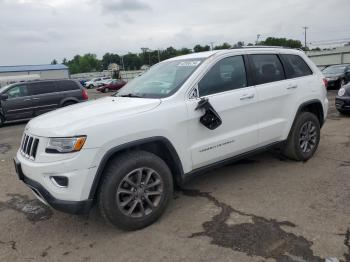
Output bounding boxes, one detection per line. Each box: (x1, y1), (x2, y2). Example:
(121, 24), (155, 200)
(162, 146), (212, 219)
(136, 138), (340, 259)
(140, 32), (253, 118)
(338, 87), (346, 97)
(46, 136), (87, 153)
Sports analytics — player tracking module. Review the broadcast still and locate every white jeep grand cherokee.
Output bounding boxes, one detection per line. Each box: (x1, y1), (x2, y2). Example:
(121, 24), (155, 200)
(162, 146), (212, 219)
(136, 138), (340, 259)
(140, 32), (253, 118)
(14, 47), (328, 230)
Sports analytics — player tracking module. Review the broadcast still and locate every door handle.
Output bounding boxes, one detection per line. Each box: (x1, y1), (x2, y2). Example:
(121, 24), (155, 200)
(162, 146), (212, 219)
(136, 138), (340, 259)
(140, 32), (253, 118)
(286, 85), (298, 90)
(32, 98), (40, 100)
(23, 99), (31, 102)
(240, 94), (255, 100)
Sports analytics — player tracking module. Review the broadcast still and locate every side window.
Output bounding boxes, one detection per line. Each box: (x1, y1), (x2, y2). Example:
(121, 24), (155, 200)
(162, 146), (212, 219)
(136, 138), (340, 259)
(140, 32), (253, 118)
(250, 54), (285, 85)
(198, 56), (247, 96)
(29, 82), (56, 95)
(58, 80), (80, 91)
(6, 85), (28, 98)
(281, 54), (313, 78)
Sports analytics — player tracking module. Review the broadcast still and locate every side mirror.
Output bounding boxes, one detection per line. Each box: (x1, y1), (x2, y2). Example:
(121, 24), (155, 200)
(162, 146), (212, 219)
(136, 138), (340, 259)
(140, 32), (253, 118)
(195, 98), (222, 130)
(0, 94), (8, 101)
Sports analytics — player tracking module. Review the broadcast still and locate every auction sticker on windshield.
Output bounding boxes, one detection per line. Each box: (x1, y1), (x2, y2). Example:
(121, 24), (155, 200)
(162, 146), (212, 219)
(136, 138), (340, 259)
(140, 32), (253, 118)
(178, 61), (201, 67)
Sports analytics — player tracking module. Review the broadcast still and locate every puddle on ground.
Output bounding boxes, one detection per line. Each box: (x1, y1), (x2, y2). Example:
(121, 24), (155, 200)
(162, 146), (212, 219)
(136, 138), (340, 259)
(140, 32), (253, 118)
(181, 188), (346, 262)
(0, 194), (52, 223)
(0, 144), (11, 154)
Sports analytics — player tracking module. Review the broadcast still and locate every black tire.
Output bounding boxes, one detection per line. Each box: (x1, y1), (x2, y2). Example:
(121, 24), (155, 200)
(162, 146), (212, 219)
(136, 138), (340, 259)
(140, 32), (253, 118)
(89, 85), (94, 89)
(283, 112), (320, 161)
(105, 88), (109, 93)
(98, 150), (173, 231)
(337, 109), (350, 115)
(62, 101), (76, 107)
(0, 114), (4, 128)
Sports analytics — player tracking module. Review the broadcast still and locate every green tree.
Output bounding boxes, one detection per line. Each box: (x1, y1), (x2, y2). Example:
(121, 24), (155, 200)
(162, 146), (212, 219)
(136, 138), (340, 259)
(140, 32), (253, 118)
(102, 53), (121, 70)
(51, 59), (57, 65)
(193, 44), (210, 53)
(214, 42), (232, 50)
(259, 37), (302, 49)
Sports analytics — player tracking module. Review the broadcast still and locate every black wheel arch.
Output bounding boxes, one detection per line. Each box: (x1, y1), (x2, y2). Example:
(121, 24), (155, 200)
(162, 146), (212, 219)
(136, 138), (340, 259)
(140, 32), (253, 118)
(60, 98), (79, 107)
(292, 99), (325, 131)
(88, 136), (184, 200)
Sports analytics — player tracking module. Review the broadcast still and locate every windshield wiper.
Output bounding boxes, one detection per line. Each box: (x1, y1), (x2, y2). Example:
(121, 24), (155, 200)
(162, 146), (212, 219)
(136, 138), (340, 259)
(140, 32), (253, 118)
(118, 93), (142, 98)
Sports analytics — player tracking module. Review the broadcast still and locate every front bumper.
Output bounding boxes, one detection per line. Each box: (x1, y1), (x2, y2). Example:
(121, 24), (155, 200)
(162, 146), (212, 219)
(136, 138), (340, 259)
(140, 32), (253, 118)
(335, 96), (350, 112)
(14, 157), (93, 215)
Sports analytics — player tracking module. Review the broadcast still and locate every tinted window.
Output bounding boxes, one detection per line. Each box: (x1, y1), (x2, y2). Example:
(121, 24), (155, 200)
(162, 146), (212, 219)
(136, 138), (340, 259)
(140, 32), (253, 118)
(251, 54), (285, 85)
(58, 80), (80, 91)
(281, 54), (313, 78)
(6, 84), (28, 98)
(29, 82), (57, 95)
(199, 56), (247, 96)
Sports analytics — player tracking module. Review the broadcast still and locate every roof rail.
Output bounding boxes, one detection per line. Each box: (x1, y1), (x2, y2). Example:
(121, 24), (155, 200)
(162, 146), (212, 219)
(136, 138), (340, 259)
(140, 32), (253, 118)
(231, 45), (304, 51)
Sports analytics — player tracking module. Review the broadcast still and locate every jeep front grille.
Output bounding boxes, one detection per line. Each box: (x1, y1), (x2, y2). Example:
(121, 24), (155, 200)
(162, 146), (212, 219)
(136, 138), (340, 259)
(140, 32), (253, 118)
(20, 134), (39, 160)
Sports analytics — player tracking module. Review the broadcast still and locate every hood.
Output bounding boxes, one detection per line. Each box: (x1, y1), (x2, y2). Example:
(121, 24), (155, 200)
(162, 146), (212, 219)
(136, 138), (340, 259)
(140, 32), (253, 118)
(27, 96), (161, 137)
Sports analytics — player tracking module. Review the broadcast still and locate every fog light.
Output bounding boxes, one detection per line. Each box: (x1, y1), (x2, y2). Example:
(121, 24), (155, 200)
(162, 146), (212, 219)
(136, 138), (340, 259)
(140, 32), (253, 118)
(50, 176), (68, 188)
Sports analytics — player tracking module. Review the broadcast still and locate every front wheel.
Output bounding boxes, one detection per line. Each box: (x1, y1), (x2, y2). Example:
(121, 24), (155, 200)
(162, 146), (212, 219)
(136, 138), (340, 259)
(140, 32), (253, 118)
(98, 151), (173, 230)
(283, 112), (320, 161)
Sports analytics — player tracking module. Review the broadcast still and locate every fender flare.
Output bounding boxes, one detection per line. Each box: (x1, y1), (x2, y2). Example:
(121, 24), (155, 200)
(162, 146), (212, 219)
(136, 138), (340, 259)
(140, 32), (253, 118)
(88, 136), (184, 200)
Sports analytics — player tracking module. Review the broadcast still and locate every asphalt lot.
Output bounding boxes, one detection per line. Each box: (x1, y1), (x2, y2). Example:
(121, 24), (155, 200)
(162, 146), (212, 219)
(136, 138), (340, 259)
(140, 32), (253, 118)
(0, 90), (349, 262)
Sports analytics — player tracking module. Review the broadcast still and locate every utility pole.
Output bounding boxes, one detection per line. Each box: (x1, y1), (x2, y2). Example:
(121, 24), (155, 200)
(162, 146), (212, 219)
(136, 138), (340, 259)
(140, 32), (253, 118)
(256, 34), (261, 45)
(302, 26), (309, 49)
(210, 42), (214, 51)
(157, 49), (161, 62)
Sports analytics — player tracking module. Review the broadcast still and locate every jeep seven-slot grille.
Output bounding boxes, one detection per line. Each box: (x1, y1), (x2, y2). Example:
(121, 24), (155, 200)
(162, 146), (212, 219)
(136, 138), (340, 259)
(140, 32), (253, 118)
(20, 134), (39, 160)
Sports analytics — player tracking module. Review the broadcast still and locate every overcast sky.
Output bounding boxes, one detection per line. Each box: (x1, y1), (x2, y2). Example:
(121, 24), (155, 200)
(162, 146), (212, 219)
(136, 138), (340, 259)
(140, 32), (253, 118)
(0, 0), (349, 66)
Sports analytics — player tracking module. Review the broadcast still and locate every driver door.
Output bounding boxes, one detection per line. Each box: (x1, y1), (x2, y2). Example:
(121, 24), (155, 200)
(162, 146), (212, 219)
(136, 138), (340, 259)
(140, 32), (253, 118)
(2, 84), (34, 121)
(185, 55), (259, 170)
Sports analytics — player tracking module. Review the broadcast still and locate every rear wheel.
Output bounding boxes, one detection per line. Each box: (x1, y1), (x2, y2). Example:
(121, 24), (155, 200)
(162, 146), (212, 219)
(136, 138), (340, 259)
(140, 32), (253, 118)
(283, 112), (320, 161)
(89, 85), (94, 89)
(105, 88), (109, 92)
(98, 151), (173, 230)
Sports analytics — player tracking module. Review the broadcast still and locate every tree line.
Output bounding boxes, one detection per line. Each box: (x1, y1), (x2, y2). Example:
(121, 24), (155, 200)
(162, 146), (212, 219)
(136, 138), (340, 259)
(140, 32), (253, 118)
(52, 37), (306, 74)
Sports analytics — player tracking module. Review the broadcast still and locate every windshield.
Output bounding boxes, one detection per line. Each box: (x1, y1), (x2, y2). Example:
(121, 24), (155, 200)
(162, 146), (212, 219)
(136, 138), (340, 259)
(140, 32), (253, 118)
(116, 59), (204, 98)
(0, 84), (14, 93)
(323, 66), (346, 74)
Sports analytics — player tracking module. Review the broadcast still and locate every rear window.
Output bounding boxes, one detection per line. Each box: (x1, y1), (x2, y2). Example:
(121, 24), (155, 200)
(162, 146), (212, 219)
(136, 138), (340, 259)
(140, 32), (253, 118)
(250, 54), (285, 85)
(281, 54), (313, 78)
(58, 80), (80, 91)
(28, 81), (57, 95)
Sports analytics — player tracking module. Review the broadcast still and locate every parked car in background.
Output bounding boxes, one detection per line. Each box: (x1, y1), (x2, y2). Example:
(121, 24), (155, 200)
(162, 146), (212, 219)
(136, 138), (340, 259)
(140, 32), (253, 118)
(322, 64), (350, 89)
(335, 82), (350, 114)
(97, 79), (126, 93)
(0, 79), (88, 127)
(85, 77), (111, 89)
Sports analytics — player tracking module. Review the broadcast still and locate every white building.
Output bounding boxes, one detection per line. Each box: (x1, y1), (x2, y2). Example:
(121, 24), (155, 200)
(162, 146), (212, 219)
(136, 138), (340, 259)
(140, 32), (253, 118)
(0, 64), (69, 87)
(307, 46), (350, 67)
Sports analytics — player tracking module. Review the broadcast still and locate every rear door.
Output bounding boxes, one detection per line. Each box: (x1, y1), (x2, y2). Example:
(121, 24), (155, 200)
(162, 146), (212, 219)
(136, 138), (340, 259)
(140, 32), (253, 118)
(1, 84), (33, 121)
(58, 80), (82, 100)
(28, 81), (63, 116)
(248, 53), (296, 145)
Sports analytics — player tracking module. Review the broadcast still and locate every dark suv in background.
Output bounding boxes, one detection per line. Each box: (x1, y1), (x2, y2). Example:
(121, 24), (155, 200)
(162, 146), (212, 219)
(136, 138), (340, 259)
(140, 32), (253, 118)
(0, 79), (88, 127)
(322, 64), (350, 89)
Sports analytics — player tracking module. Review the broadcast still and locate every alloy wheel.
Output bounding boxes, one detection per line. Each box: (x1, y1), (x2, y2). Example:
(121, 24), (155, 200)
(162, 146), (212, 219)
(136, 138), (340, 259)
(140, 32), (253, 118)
(299, 121), (317, 153)
(116, 167), (163, 218)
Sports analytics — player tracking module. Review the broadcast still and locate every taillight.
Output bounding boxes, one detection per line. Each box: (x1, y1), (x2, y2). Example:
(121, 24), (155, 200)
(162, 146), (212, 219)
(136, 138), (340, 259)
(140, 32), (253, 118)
(323, 78), (328, 89)
(82, 88), (88, 100)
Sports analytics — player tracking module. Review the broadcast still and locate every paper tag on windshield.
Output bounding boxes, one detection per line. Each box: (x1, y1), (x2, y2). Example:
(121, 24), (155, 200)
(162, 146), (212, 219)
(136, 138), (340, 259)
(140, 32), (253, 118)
(178, 61), (201, 67)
